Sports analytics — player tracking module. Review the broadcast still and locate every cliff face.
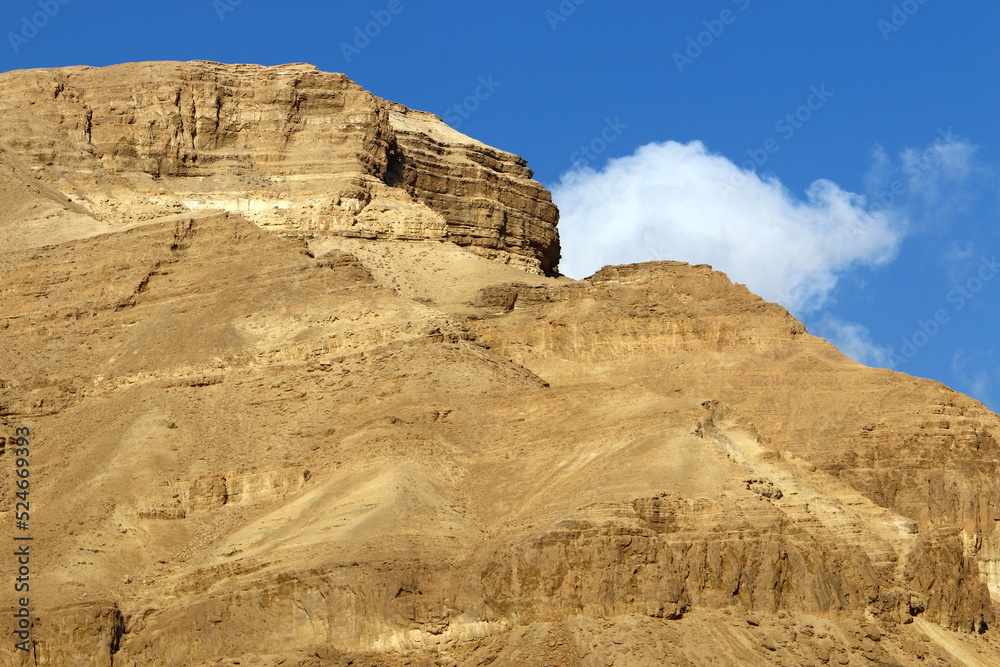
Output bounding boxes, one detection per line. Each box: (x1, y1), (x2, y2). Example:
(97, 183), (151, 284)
(2, 62), (1000, 667)
(0, 61), (559, 272)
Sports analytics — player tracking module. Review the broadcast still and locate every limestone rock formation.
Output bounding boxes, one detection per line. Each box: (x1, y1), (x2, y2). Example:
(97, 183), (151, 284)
(0, 61), (559, 272)
(2, 62), (1000, 666)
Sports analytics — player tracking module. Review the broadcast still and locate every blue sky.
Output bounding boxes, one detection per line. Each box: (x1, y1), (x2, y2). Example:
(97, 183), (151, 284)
(2, 1), (999, 409)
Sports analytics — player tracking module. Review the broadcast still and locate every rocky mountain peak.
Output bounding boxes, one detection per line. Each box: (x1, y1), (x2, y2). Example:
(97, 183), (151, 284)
(0, 60), (560, 272)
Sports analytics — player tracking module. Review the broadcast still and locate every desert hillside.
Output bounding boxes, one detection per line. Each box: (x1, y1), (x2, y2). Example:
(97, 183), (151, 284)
(3, 62), (1000, 666)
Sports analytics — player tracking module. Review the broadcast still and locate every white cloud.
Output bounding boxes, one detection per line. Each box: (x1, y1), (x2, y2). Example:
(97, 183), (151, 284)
(552, 140), (904, 314)
(817, 316), (896, 369)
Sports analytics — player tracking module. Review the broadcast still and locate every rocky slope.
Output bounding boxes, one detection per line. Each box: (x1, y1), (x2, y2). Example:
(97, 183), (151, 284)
(2, 62), (1000, 666)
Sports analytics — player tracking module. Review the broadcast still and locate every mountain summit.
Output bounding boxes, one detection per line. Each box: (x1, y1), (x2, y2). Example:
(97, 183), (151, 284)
(0, 60), (559, 272)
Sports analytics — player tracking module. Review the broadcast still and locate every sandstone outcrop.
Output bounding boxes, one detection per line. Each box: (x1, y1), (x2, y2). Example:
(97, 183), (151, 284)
(2, 62), (1000, 666)
(0, 61), (559, 271)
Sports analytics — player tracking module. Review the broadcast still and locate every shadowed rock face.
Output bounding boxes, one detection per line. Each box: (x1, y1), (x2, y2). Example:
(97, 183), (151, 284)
(3, 62), (1000, 666)
(0, 60), (560, 272)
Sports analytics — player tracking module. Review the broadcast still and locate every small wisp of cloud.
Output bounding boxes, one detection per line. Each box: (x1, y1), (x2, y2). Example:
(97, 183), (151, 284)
(865, 128), (977, 217)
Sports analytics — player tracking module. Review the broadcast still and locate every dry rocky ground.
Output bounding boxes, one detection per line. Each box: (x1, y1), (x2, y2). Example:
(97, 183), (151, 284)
(2, 61), (1000, 666)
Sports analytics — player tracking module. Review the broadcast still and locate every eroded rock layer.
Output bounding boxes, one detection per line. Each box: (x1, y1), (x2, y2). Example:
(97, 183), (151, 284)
(0, 61), (559, 271)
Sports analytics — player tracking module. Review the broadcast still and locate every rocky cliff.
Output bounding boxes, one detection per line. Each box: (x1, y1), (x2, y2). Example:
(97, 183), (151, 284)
(0, 61), (559, 272)
(2, 62), (1000, 667)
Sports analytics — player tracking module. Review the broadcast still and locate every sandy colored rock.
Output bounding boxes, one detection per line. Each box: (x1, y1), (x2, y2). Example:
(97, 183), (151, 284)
(0, 61), (559, 271)
(1, 62), (1000, 666)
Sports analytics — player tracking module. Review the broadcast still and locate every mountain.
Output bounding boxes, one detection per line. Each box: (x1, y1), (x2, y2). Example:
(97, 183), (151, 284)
(2, 61), (1000, 666)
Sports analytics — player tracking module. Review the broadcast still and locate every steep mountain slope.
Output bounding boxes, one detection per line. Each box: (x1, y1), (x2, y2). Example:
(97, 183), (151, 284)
(2, 62), (1000, 667)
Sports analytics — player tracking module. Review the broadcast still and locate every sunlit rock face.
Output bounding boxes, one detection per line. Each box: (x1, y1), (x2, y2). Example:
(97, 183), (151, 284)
(0, 60), (560, 272)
